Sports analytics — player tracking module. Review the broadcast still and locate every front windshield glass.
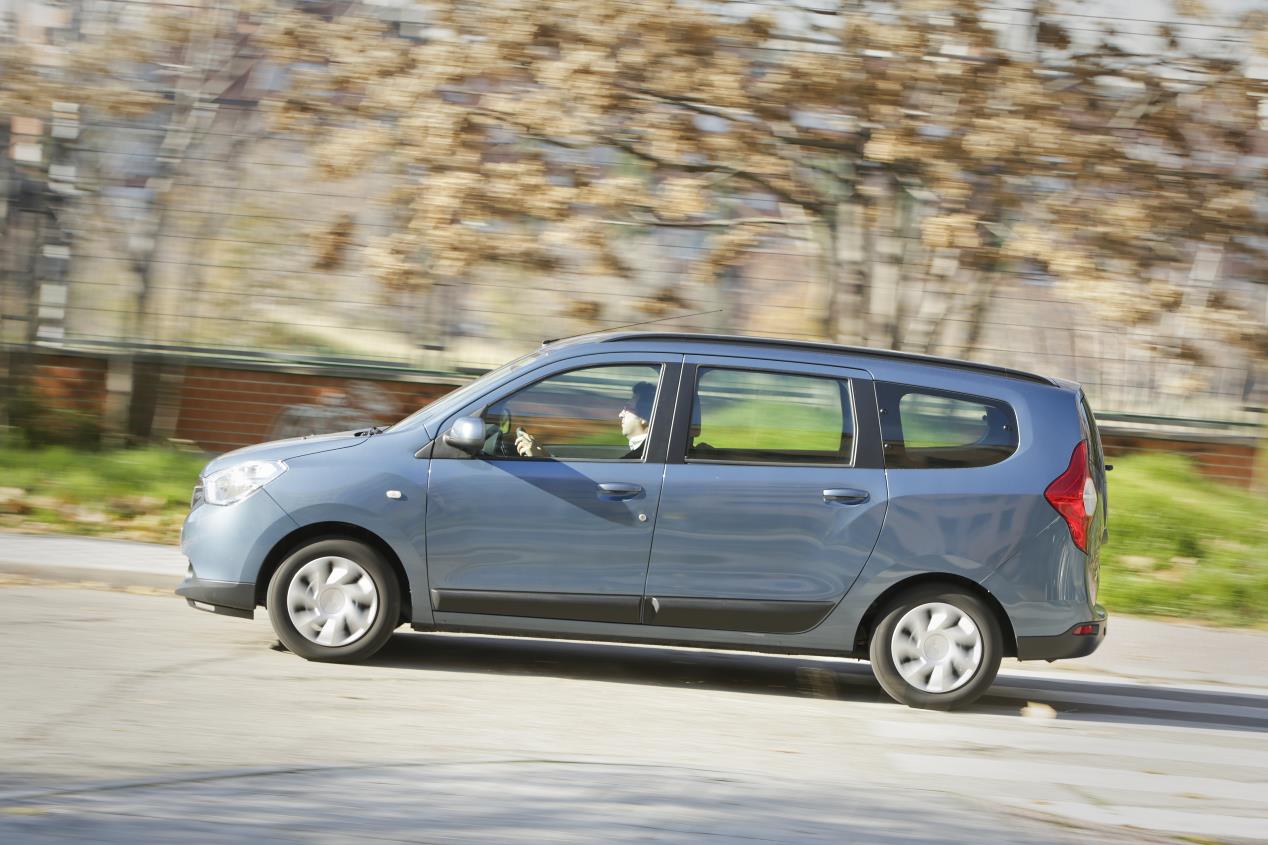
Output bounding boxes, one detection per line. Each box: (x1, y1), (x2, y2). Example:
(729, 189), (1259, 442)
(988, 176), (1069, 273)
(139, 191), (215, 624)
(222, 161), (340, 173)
(388, 348), (547, 433)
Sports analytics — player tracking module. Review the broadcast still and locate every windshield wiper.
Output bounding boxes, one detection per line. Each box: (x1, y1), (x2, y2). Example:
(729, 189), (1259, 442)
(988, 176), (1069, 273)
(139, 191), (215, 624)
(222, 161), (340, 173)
(354, 424), (389, 437)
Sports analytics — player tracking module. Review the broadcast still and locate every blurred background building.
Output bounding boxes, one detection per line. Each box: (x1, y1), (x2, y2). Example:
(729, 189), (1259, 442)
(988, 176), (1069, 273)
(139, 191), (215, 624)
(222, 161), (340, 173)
(2, 0), (1266, 478)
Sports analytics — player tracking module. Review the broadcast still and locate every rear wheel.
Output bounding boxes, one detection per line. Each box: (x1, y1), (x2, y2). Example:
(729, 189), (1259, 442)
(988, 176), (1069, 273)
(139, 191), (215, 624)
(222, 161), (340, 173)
(267, 538), (400, 662)
(868, 586), (1002, 710)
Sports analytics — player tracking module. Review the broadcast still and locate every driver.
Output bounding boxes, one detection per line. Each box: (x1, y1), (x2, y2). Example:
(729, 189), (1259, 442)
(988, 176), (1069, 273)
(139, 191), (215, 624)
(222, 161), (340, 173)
(515, 381), (656, 460)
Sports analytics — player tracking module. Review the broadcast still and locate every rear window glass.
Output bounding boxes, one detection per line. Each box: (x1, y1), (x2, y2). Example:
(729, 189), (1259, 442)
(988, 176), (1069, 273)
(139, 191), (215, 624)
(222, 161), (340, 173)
(876, 383), (1017, 469)
(688, 368), (854, 465)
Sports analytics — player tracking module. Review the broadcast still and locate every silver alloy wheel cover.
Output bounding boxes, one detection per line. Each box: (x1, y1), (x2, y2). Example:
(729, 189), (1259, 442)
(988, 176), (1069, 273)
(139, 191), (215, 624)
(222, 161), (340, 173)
(287, 556), (379, 647)
(890, 601), (983, 694)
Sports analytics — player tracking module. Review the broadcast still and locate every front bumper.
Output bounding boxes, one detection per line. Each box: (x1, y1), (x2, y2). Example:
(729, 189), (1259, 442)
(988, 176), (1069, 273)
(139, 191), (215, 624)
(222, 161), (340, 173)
(176, 568), (256, 620)
(181, 487), (297, 584)
(178, 486), (298, 623)
(1016, 604), (1108, 661)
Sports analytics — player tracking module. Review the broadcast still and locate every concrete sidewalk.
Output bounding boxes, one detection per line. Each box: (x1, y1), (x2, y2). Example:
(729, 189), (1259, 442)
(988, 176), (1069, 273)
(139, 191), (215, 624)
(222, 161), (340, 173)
(2, 530), (1266, 692)
(0, 530), (185, 589)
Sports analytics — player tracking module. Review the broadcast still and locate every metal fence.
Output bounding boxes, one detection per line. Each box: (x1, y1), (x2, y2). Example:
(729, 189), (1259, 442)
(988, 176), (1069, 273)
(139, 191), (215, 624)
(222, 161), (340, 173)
(2, 0), (1265, 460)
(4, 99), (1256, 424)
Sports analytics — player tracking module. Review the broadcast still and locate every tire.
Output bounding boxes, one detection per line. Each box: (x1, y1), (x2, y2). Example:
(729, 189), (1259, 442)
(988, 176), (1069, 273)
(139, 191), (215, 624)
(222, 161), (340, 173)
(266, 538), (401, 663)
(868, 586), (1002, 710)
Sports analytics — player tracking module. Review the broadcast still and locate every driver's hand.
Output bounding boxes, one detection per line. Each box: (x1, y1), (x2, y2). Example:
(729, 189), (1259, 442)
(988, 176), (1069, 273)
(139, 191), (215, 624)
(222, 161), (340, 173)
(515, 430), (547, 458)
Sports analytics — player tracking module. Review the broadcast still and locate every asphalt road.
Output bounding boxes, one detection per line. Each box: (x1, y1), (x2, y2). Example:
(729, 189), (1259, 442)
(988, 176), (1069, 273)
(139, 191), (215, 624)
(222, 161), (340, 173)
(3, 584), (1267, 844)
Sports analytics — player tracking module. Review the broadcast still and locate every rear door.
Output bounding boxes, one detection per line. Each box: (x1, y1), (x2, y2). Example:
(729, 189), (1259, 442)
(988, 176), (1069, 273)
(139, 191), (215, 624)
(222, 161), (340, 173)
(641, 356), (888, 634)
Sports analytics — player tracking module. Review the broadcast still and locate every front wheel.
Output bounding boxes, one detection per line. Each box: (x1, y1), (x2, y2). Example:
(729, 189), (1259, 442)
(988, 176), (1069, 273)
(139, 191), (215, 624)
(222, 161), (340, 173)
(267, 538), (401, 662)
(868, 587), (1002, 710)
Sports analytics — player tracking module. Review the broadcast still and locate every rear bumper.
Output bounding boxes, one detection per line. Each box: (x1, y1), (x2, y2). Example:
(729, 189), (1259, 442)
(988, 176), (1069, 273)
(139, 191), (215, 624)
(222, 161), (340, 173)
(175, 570), (256, 620)
(1016, 604), (1108, 661)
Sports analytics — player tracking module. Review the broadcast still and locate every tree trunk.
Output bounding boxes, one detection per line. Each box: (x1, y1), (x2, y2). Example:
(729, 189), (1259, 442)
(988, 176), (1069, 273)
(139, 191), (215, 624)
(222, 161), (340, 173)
(818, 210), (842, 341)
(124, 180), (181, 442)
(3, 176), (51, 438)
(1, 207), (44, 438)
(921, 288), (953, 356)
(150, 116), (257, 442)
(1254, 379), (1268, 495)
(102, 354), (135, 447)
(889, 189), (920, 351)
(960, 265), (999, 358)
(962, 295), (991, 356)
(117, 1), (242, 441)
(819, 201), (870, 344)
(852, 199), (873, 346)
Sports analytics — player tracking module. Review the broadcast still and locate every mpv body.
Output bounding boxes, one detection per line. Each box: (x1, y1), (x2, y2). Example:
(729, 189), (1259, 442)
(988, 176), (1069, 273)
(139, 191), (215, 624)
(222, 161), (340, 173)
(178, 332), (1108, 709)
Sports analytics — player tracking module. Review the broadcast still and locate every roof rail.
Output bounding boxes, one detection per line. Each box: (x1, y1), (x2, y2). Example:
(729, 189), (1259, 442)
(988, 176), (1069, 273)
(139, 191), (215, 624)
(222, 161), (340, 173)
(597, 332), (1056, 386)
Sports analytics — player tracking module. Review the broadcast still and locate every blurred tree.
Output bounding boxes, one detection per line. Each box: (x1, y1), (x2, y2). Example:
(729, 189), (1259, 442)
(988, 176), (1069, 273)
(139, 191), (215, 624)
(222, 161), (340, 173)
(257, 0), (1268, 358)
(3, 0), (1266, 392)
(84, 3), (279, 440)
(3, 1), (281, 440)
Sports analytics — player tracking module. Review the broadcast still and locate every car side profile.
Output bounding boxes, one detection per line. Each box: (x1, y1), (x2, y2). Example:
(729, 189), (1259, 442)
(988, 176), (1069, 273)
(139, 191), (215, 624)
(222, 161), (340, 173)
(177, 332), (1108, 709)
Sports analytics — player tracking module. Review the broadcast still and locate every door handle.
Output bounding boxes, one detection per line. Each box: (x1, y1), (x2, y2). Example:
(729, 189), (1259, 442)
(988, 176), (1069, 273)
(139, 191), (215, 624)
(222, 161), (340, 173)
(823, 488), (869, 504)
(598, 482), (644, 501)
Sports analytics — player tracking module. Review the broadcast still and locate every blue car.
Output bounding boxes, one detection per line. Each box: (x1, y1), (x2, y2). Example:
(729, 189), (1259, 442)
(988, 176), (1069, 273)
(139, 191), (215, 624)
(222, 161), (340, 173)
(178, 332), (1108, 709)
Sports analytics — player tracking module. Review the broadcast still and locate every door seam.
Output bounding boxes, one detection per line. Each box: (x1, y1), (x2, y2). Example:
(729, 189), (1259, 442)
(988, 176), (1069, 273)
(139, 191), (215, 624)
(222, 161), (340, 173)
(637, 353), (686, 617)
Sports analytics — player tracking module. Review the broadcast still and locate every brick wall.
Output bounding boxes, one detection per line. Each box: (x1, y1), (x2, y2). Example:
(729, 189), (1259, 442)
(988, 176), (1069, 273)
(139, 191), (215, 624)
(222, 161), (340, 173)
(175, 365), (454, 452)
(18, 351), (1264, 488)
(30, 354), (107, 418)
(1101, 432), (1259, 488)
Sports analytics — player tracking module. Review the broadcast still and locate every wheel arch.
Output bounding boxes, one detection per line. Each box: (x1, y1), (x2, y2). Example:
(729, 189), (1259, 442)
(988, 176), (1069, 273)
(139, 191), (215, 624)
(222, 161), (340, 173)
(853, 573), (1017, 658)
(254, 522), (413, 622)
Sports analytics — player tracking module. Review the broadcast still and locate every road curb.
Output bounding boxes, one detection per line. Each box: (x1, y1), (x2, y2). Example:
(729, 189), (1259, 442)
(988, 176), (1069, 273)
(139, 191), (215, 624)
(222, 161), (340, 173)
(0, 559), (182, 590)
(0, 531), (186, 590)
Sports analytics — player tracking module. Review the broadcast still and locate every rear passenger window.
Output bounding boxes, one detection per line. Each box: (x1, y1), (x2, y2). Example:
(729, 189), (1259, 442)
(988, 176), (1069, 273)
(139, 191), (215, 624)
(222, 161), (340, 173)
(688, 368), (854, 465)
(876, 383), (1017, 469)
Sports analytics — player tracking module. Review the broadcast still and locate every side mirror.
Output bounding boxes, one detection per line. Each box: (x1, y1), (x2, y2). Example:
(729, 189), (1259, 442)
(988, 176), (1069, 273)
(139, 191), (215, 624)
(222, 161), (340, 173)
(443, 416), (487, 455)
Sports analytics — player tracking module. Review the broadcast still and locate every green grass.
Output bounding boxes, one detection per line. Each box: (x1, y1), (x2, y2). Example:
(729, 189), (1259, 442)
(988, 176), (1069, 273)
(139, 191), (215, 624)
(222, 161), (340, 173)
(696, 397), (841, 451)
(0, 446), (207, 543)
(1100, 453), (1268, 627)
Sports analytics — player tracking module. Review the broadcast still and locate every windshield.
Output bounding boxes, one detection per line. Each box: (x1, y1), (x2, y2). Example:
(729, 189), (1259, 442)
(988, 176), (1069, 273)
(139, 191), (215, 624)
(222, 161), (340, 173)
(387, 348), (547, 434)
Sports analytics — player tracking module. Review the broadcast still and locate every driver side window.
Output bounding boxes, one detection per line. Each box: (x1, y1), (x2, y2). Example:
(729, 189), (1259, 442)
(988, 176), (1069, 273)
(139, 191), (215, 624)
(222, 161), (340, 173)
(481, 364), (663, 461)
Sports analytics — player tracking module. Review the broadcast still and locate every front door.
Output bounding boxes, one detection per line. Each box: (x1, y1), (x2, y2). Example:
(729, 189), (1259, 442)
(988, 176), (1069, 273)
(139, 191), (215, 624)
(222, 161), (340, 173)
(643, 356), (888, 634)
(426, 355), (681, 624)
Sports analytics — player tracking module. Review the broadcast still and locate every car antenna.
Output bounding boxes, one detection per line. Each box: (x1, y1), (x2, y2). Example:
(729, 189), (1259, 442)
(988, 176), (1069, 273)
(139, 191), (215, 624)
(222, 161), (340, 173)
(542, 309), (724, 346)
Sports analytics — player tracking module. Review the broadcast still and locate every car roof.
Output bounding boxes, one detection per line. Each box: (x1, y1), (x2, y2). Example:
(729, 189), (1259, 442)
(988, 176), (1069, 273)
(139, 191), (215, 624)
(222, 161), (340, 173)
(542, 331), (1057, 387)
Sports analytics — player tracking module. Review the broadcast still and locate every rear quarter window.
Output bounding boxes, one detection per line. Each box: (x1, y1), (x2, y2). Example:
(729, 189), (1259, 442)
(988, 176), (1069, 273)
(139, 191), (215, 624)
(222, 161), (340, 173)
(876, 382), (1018, 469)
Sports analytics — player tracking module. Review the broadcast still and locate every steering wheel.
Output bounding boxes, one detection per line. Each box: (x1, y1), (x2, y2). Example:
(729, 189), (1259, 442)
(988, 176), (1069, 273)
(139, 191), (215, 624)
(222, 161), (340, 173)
(486, 408), (518, 457)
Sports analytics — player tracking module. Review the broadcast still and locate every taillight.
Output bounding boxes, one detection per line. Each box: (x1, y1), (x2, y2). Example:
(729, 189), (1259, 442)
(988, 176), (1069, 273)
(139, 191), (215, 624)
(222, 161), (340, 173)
(1045, 441), (1093, 553)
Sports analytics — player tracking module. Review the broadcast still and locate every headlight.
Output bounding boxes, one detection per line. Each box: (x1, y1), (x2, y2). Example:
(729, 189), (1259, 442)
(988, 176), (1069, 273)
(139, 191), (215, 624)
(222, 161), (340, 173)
(203, 460), (287, 506)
